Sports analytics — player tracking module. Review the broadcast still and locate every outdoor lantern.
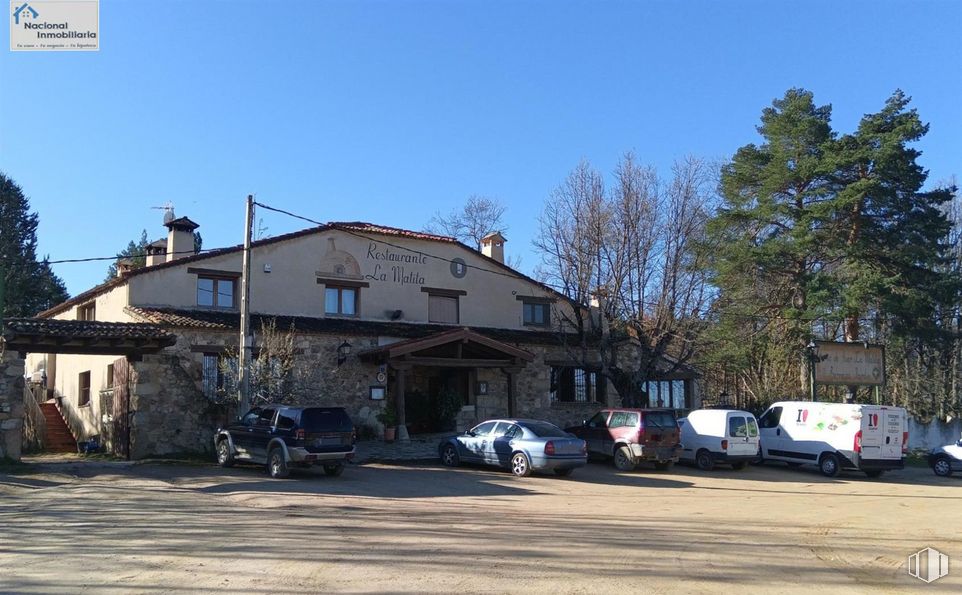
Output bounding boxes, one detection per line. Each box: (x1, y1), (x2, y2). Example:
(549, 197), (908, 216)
(337, 341), (352, 366)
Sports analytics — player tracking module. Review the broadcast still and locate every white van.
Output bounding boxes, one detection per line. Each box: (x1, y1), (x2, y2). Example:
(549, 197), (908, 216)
(757, 401), (907, 478)
(678, 409), (759, 471)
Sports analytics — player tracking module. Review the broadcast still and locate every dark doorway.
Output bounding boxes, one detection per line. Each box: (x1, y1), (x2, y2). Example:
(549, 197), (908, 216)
(405, 368), (467, 434)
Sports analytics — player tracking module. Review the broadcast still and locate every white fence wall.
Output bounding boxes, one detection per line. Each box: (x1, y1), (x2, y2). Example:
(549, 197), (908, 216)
(907, 417), (962, 451)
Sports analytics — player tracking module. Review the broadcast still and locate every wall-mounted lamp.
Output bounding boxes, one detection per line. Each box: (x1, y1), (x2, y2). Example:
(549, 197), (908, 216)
(337, 341), (352, 366)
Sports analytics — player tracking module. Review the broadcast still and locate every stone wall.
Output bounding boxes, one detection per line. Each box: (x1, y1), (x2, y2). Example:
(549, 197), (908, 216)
(0, 348), (25, 461)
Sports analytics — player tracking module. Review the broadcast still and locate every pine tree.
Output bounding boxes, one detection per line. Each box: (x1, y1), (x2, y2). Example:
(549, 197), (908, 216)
(0, 173), (69, 318)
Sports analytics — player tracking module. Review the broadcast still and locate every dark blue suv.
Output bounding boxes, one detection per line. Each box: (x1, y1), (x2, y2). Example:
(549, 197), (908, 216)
(215, 406), (356, 478)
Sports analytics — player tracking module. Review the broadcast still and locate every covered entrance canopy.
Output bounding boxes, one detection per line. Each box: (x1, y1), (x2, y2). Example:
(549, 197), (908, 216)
(1, 318), (177, 358)
(358, 328), (534, 438)
(0, 318), (178, 461)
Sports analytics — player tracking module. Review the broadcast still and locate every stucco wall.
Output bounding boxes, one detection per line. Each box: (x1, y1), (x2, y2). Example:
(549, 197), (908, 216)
(128, 230), (575, 331)
(0, 349), (25, 460)
(907, 417), (962, 451)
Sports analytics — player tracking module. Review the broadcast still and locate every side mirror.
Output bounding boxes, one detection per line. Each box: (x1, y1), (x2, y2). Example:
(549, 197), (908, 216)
(465, 430), (475, 437)
(957, 439), (962, 447)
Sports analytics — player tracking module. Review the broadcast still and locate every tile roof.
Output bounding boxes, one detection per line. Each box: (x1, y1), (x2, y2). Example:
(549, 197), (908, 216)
(2, 317), (177, 340)
(39, 220), (576, 319)
(125, 306), (573, 346)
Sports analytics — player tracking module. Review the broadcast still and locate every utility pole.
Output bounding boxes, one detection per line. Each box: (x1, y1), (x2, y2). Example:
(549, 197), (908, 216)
(237, 195), (254, 414)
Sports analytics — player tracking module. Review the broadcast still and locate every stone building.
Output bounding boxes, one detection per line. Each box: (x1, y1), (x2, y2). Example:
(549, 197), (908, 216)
(23, 217), (699, 459)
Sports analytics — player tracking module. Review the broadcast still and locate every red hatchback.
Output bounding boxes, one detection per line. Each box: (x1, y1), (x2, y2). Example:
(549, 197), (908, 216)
(567, 409), (682, 471)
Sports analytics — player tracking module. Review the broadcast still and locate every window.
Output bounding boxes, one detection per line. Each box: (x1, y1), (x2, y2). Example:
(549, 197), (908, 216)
(325, 286), (357, 316)
(202, 353), (236, 401)
(106, 364), (114, 389)
(640, 380), (688, 409)
(470, 421), (498, 436)
(729, 416), (748, 438)
(428, 294), (459, 324)
(758, 406), (782, 429)
(276, 409), (297, 431)
(585, 411), (609, 429)
(254, 408), (276, 427)
(522, 301), (550, 326)
(77, 302), (96, 321)
(609, 411), (631, 428)
(550, 366), (603, 403)
(747, 417), (759, 438)
(197, 277), (235, 308)
(78, 371), (91, 406)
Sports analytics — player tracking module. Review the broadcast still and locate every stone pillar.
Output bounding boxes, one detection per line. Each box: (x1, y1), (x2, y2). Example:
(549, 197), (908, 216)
(0, 349), (26, 461)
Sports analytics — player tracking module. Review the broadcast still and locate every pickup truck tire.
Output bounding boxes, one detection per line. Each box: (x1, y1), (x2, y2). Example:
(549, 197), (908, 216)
(216, 439), (234, 468)
(268, 448), (290, 479)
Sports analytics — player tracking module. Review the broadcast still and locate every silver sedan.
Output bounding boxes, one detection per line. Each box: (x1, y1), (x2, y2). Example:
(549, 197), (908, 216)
(439, 418), (587, 477)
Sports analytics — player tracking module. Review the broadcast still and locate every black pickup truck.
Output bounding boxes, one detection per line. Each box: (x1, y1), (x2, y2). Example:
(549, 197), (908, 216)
(214, 405), (356, 478)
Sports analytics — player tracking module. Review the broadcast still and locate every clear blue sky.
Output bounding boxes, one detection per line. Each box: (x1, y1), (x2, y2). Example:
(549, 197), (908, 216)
(2, 0), (960, 296)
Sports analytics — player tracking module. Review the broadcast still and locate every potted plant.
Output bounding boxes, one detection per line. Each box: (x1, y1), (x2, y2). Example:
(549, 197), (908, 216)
(377, 404), (398, 442)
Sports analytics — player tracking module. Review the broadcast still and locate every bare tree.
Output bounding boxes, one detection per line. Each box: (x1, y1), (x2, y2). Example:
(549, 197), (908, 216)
(535, 154), (717, 405)
(426, 195), (507, 249)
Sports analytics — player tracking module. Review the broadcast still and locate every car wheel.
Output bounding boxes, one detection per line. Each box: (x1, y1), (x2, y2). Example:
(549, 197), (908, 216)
(613, 446), (636, 471)
(323, 463), (344, 477)
(695, 449), (714, 471)
(654, 461), (673, 471)
(864, 469), (884, 478)
(440, 444), (460, 467)
(731, 461), (748, 471)
(216, 439), (234, 468)
(819, 453), (840, 478)
(933, 456), (953, 477)
(268, 448), (289, 479)
(553, 468), (573, 477)
(511, 452), (532, 477)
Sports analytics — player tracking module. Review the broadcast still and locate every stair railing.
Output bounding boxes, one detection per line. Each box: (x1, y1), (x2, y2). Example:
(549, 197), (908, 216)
(22, 383), (46, 452)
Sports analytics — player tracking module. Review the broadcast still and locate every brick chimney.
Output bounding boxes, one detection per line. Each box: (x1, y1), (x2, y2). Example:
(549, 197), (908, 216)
(146, 239), (168, 267)
(165, 216), (200, 262)
(480, 231), (506, 264)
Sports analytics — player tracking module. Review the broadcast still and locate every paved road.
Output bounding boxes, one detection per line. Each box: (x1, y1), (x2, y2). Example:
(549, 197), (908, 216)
(1, 458), (959, 593)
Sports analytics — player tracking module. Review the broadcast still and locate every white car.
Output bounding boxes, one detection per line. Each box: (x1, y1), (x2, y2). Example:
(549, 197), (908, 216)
(678, 409), (759, 471)
(929, 438), (962, 477)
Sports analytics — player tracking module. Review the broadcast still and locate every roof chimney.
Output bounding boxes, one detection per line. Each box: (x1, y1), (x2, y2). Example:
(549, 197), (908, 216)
(146, 239), (168, 267)
(165, 216), (200, 262)
(116, 258), (135, 278)
(481, 232), (506, 264)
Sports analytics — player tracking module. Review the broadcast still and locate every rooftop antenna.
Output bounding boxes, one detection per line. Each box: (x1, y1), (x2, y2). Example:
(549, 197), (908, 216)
(151, 202), (176, 224)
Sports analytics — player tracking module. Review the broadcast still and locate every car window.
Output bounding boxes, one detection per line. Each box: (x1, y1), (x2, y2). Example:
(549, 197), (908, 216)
(301, 408), (353, 432)
(642, 411), (676, 429)
(586, 411), (609, 429)
(729, 416), (748, 438)
(609, 412), (628, 428)
(625, 412), (640, 427)
(276, 410), (297, 431)
(758, 406), (782, 429)
(746, 418), (759, 437)
(494, 423), (522, 439)
(255, 408), (276, 427)
(523, 421), (569, 438)
(240, 409), (261, 426)
(471, 421), (498, 436)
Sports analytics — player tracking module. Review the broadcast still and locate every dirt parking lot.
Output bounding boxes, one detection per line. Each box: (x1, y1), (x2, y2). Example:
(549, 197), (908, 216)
(1, 457), (959, 594)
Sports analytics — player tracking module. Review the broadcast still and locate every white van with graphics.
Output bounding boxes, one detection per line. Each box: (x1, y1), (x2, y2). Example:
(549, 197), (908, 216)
(678, 409), (760, 471)
(757, 401), (907, 478)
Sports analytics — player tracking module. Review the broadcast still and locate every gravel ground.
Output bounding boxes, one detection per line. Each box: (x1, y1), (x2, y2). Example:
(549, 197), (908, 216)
(1, 457), (959, 594)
